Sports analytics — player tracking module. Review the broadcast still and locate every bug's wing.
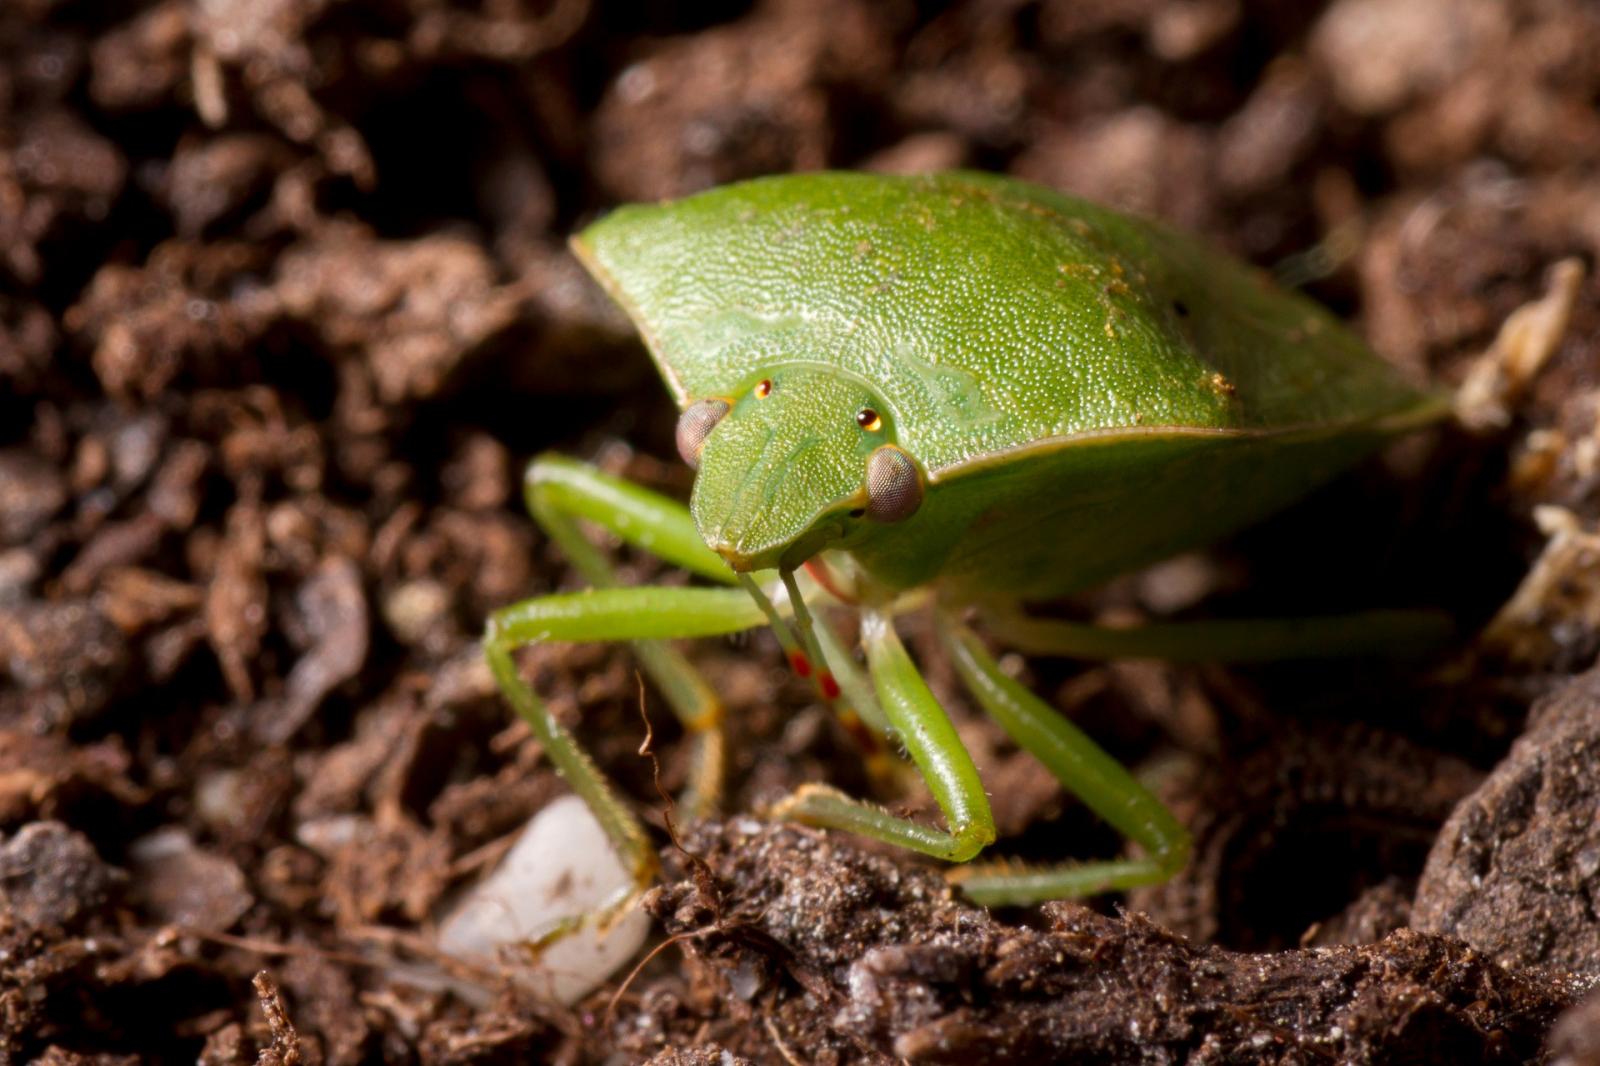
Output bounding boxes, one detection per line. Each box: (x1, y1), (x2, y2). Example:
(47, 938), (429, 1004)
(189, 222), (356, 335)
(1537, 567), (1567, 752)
(1002, 178), (1444, 436)
(573, 172), (1439, 475)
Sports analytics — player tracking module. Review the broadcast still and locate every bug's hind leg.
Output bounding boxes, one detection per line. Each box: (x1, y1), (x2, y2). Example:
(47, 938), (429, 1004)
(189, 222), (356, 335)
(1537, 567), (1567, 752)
(526, 454), (743, 822)
(937, 616), (1191, 905)
(979, 606), (1454, 663)
(768, 608), (996, 862)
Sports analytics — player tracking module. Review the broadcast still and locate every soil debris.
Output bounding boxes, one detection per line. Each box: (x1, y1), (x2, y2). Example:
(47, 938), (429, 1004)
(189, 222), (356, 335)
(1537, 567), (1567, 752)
(1456, 258), (1587, 430)
(643, 819), (1586, 1064)
(265, 554), (368, 745)
(1475, 506), (1600, 673)
(251, 971), (303, 1066)
(0, 820), (121, 934)
(1130, 722), (1482, 949)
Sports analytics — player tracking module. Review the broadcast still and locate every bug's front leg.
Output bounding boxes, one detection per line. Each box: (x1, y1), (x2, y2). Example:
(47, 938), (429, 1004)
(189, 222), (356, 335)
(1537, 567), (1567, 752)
(529, 455), (900, 806)
(485, 455), (765, 915)
(523, 454), (746, 821)
(486, 586), (768, 907)
(938, 617), (1191, 904)
(769, 608), (997, 862)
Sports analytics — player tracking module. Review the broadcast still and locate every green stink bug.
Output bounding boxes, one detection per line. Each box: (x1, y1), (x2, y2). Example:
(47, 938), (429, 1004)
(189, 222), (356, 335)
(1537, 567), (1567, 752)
(485, 171), (1448, 913)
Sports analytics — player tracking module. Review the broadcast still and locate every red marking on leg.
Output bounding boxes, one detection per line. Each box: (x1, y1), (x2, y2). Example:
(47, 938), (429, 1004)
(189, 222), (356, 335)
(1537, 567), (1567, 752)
(820, 672), (841, 701)
(788, 650), (812, 677)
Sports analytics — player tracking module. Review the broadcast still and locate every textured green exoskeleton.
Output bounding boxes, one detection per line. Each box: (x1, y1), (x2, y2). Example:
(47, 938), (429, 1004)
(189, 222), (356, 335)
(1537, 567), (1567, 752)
(485, 171), (1448, 916)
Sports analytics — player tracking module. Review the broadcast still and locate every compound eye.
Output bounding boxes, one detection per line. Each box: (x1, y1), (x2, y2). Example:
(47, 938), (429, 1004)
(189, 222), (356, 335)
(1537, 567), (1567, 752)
(675, 399), (729, 469)
(864, 445), (923, 523)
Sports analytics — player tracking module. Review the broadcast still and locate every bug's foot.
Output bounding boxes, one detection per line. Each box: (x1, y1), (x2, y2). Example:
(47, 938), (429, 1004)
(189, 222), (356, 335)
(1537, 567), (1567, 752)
(518, 881), (652, 954)
(948, 856), (1177, 906)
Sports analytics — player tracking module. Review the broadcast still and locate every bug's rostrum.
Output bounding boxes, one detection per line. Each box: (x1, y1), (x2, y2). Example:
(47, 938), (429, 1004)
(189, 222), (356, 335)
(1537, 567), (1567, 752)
(865, 445), (923, 523)
(675, 399), (730, 468)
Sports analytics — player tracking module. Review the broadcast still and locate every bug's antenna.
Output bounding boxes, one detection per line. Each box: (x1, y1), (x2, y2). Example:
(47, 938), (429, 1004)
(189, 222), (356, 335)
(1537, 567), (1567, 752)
(735, 572), (806, 666)
(779, 568), (903, 791)
(738, 570), (842, 701)
(779, 568), (839, 699)
(741, 571), (897, 786)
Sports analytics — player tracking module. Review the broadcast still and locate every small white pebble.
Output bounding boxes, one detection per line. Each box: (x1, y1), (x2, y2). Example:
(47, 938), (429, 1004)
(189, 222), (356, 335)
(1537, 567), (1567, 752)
(382, 579), (452, 645)
(193, 769), (247, 831)
(433, 794), (650, 1005)
(294, 814), (369, 857)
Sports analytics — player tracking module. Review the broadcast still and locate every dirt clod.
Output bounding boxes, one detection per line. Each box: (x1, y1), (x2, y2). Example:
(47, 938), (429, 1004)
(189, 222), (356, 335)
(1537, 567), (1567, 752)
(0, 448), (67, 544)
(644, 1047), (757, 1066)
(127, 827), (253, 932)
(0, 821), (120, 934)
(1414, 664), (1600, 976)
(0, 599), (129, 730)
(1550, 988), (1600, 1066)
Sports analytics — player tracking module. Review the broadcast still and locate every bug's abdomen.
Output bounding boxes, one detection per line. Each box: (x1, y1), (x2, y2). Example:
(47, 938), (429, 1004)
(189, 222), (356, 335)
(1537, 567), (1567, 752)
(847, 426), (1394, 601)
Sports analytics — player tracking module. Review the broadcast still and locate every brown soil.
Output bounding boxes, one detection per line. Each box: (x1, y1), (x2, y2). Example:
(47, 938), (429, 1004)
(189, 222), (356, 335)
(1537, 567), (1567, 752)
(3, 1), (1600, 1062)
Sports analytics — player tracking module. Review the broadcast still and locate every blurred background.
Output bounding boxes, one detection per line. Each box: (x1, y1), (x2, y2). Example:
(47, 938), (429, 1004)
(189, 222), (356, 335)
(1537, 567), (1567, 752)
(2, 0), (1599, 1061)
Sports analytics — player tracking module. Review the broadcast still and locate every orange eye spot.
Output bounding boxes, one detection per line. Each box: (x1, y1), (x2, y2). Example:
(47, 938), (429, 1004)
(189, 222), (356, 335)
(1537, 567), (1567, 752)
(820, 672), (841, 701)
(754, 379), (772, 398)
(856, 408), (882, 431)
(788, 650), (812, 677)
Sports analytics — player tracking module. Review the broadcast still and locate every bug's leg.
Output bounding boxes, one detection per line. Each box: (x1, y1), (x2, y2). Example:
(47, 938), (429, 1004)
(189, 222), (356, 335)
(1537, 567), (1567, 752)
(938, 617), (1190, 904)
(525, 455), (738, 820)
(768, 608), (996, 862)
(779, 568), (902, 789)
(979, 606), (1454, 663)
(809, 609), (907, 792)
(485, 584), (767, 914)
(737, 571), (903, 793)
(795, 556), (902, 754)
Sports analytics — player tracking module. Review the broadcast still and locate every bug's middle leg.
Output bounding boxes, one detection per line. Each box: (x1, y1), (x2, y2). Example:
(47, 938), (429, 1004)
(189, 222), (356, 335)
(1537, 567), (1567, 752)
(937, 616), (1191, 905)
(768, 608), (996, 862)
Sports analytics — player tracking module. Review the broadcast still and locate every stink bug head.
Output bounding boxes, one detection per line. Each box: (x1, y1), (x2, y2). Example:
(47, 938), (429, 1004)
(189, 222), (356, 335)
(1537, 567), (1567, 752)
(689, 366), (918, 572)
